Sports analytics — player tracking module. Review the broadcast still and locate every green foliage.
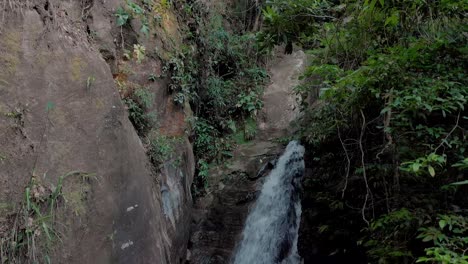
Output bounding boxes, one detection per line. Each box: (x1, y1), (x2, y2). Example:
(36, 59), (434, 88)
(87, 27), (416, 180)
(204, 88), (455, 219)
(45, 102), (54, 113)
(112, 1), (268, 196)
(363, 208), (422, 262)
(140, 21), (150, 35)
(147, 130), (177, 168)
(452, 158), (468, 170)
(417, 214), (468, 263)
(191, 158), (212, 196)
(236, 91), (263, 115)
(126, 1), (144, 15)
(264, 0), (468, 262)
(115, 6), (131, 26)
(163, 49), (199, 105)
(257, 0), (332, 53)
(192, 118), (219, 161)
(1, 172), (93, 263)
(205, 77), (234, 109)
(401, 153), (446, 177)
(115, 0), (168, 36)
(123, 86), (156, 135)
(133, 44), (146, 63)
(148, 73), (159, 82)
(86, 76), (95, 91)
(243, 117), (257, 141)
(196, 23), (267, 124)
(163, 8), (268, 183)
(133, 87), (153, 109)
(157, 2), (268, 195)
(197, 160), (210, 187)
(232, 117), (258, 144)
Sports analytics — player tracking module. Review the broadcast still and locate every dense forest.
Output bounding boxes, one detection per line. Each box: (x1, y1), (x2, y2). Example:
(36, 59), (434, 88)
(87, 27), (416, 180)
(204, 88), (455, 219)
(255, 0), (467, 262)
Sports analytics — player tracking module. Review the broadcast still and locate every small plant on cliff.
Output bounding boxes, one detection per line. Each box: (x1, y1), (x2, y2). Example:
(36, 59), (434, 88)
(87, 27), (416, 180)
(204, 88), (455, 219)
(86, 76), (95, 91)
(192, 159), (210, 196)
(115, 7), (131, 26)
(126, 1), (144, 16)
(115, 1), (155, 37)
(123, 86), (156, 135)
(133, 44), (146, 63)
(1, 171), (93, 264)
(147, 130), (179, 168)
(148, 73), (159, 82)
(163, 49), (199, 105)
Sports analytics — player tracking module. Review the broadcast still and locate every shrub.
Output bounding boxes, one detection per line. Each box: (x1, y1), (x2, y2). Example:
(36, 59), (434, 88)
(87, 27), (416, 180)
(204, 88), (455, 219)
(417, 214), (468, 263)
(123, 86), (156, 135)
(147, 130), (177, 168)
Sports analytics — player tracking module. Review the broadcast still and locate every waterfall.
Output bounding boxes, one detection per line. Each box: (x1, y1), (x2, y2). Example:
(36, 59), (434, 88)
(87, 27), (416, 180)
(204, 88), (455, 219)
(232, 141), (305, 264)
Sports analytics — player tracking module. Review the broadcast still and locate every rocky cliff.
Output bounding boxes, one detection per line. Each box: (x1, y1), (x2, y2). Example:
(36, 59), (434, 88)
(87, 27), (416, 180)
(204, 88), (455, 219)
(0, 1), (194, 263)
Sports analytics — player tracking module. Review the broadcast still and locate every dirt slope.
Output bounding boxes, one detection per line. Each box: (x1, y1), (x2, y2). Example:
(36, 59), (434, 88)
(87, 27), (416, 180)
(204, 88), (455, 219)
(259, 49), (307, 137)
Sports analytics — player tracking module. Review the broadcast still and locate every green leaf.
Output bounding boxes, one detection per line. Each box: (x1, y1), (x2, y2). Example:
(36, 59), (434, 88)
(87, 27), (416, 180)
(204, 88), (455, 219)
(42, 222), (52, 241)
(412, 163), (421, 172)
(449, 180), (468, 186)
(384, 10), (399, 27)
(417, 257), (429, 262)
(140, 23), (150, 36)
(133, 44), (146, 63)
(25, 187), (31, 210)
(318, 225), (329, 233)
(222, 151), (233, 157)
(422, 235), (433, 242)
(439, 220), (446, 229)
(117, 16), (127, 26)
(115, 7), (130, 26)
(428, 165), (435, 177)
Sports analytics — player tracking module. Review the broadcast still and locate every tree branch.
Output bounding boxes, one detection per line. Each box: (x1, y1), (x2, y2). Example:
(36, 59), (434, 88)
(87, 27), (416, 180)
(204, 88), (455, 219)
(434, 111), (461, 153)
(359, 109), (372, 226)
(338, 125), (351, 199)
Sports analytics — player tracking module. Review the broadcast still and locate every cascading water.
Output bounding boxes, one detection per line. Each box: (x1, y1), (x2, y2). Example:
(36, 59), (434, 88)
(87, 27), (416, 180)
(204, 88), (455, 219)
(232, 141), (305, 264)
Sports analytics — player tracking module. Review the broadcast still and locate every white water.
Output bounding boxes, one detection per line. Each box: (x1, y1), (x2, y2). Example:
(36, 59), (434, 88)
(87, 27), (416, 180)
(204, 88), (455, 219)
(233, 141), (305, 264)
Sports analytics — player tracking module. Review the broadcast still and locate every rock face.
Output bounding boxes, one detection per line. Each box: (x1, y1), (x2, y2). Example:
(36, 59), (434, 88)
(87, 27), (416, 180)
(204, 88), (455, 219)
(189, 141), (283, 263)
(189, 50), (307, 263)
(0, 1), (193, 263)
